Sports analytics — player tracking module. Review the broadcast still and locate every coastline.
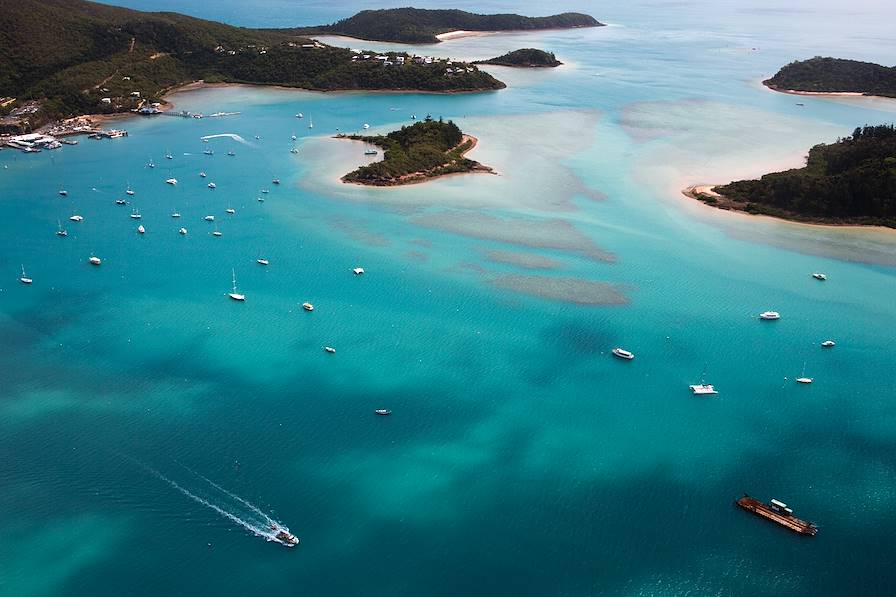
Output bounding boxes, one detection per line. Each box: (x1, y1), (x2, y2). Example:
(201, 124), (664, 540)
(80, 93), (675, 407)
(338, 134), (496, 187)
(682, 184), (895, 233)
(762, 80), (895, 100)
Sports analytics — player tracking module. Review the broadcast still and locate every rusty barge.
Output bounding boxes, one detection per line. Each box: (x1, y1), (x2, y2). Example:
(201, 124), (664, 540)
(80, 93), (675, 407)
(736, 494), (818, 536)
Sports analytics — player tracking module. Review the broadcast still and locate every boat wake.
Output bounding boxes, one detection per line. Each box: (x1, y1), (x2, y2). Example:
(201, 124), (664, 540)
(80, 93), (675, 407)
(200, 133), (255, 147)
(146, 465), (294, 546)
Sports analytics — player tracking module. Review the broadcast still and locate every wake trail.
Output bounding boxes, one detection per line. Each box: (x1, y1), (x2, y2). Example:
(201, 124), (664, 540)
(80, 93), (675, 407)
(186, 468), (276, 526)
(200, 133), (255, 147)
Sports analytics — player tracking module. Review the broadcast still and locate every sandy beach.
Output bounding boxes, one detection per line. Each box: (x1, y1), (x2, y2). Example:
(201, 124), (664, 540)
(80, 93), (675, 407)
(435, 30), (496, 41)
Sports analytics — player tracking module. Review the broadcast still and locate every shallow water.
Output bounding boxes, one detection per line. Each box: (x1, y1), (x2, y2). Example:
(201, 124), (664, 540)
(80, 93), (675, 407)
(3, 1), (896, 595)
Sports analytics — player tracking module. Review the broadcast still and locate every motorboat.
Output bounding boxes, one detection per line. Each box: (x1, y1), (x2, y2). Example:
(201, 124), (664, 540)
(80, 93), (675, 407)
(296, 113), (303, 118)
(20, 265), (32, 284)
(260, 189), (269, 194)
(812, 273), (827, 281)
(115, 198), (127, 205)
(291, 134), (297, 141)
(147, 159), (155, 168)
(257, 196), (265, 202)
(208, 182), (216, 189)
(375, 409), (392, 416)
(130, 209), (141, 219)
(257, 258), (269, 266)
(58, 188), (68, 196)
(611, 347), (634, 360)
(302, 302), (314, 312)
(179, 227), (188, 235)
(199, 171), (207, 178)
(225, 208), (235, 214)
(759, 311), (780, 320)
(69, 214), (83, 222)
(363, 123), (370, 129)
(165, 151), (173, 160)
(353, 267), (365, 275)
(212, 228), (222, 237)
(364, 149), (378, 156)
(228, 269), (245, 301)
(126, 187), (135, 196)
(227, 151), (235, 157)
(269, 524), (298, 546)
(166, 178), (177, 185)
(324, 346), (336, 353)
(171, 211), (181, 218)
(290, 147), (299, 154)
(204, 215), (215, 221)
(821, 340), (835, 348)
(272, 178), (280, 185)
(137, 224), (145, 234)
(89, 255), (102, 265)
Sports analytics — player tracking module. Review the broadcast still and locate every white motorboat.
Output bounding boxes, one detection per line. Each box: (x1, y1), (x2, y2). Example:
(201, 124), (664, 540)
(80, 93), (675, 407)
(611, 347), (634, 360)
(269, 524), (298, 546)
(812, 273), (827, 281)
(227, 150), (235, 157)
(290, 147), (299, 154)
(199, 171), (207, 178)
(364, 149), (378, 156)
(302, 302), (314, 312)
(272, 178), (280, 185)
(352, 267), (365, 275)
(212, 226), (222, 237)
(115, 198), (127, 205)
(324, 346), (336, 353)
(19, 265), (32, 284)
(179, 227), (188, 235)
(260, 189), (269, 194)
(69, 214), (83, 222)
(257, 258), (269, 266)
(228, 269), (245, 301)
(375, 409), (392, 416)
(58, 188), (68, 196)
(204, 149), (214, 155)
(166, 178), (177, 185)
(204, 215), (215, 221)
(796, 362), (812, 384)
(147, 159), (155, 168)
(225, 208), (235, 214)
(137, 224), (145, 234)
(208, 182), (216, 189)
(89, 255), (101, 265)
(126, 186), (135, 196)
(821, 340), (835, 348)
(296, 113), (303, 118)
(171, 211), (181, 218)
(759, 311), (780, 320)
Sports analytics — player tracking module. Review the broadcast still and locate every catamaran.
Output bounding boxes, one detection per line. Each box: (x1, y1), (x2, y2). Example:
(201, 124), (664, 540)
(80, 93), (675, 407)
(759, 311), (780, 320)
(689, 367), (718, 395)
(228, 269), (245, 301)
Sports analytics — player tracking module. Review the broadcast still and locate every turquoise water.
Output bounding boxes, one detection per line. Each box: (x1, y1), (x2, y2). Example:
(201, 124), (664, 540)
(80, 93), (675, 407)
(3, 2), (896, 595)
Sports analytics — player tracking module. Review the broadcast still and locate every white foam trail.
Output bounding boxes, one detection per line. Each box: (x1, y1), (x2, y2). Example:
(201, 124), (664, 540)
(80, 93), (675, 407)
(200, 133), (254, 147)
(193, 471), (277, 527)
(150, 468), (276, 541)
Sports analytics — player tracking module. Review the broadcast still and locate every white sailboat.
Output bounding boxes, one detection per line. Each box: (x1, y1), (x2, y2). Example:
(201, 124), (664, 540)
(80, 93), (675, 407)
(20, 264), (33, 284)
(56, 219), (68, 237)
(126, 183), (135, 196)
(228, 269), (245, 301)
(308, 116), (313, 129)
(212, 224), (222, 237)
(796, 361), (813, 384)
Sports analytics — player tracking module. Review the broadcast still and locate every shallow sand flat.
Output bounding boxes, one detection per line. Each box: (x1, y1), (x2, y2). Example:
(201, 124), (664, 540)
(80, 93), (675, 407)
(489, 274), (627, 305)
(484, 250), (564, 270)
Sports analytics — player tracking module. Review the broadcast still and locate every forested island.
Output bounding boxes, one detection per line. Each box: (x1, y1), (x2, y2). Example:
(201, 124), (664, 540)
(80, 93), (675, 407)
(340, 118), (493, 186)
(688, 125), (896, 228)
(764, 57), (896, 98)
(475, 49), (562, 67)
(292, 8), (601, 44)
(0, 0), (504, 132)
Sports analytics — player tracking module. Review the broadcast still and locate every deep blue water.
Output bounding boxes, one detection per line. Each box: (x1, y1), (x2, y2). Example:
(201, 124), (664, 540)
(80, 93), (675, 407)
(2, 1), (896, 595)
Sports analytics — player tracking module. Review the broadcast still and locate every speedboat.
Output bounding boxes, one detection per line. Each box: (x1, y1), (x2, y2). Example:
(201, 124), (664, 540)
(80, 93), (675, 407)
(353, 267), (365, 275)
(116, 198), (126, 205)
(812, 273), (827, 281)
(204, 215), (215, 221)
(759, 311), (780, 320)
(89, 255), (101, 265)
(130, 209), (141, 219)
(375, 409), (392, 416)
(228, 269), (245, 301)
(257, 258), (269, 266)
(689, 383), (718, 395)
(69, 214), (83, 222)
(269, 524), (298, 546)
(324, 346), (336, 353)
(612, 347), (634, 360)
(225, 208), (235, 214)
(179, 227), (188, 235)
(137, 224), (145, 234)
(166, 178), (177, 185)
(821, 340), (835, 348)
(20, 265), (32, 284)
(302, 302), (314, 312)
(208, 182), (216, 189)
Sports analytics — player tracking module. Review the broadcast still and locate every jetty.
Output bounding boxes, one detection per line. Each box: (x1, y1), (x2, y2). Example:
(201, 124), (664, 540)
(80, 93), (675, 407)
(735, 494), (818, 536)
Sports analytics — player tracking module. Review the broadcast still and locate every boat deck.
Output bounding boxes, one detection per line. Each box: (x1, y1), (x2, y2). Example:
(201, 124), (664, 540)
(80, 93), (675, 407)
(736, 495), (817, 536)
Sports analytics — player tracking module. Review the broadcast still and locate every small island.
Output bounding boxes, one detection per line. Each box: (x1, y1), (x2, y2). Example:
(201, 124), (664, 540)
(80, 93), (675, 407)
(764, 57), (896, 98)
(0, 0), (505, 133)
(685, 125), (896, 228)
(293, 8), (602, 44)
(474, 49), (562, 68)
(340, 118), (493, 186)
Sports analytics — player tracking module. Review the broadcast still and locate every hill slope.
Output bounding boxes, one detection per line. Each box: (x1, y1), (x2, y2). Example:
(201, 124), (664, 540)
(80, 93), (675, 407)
(0, 0), (504, 129)
(474, 49), (562, 67)
(292, 8), (602, 44)
(764, 57), (896, 98)
(708, 125), (896, 227)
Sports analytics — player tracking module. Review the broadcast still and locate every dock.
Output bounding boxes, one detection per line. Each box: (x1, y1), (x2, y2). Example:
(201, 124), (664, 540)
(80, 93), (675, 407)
(736, 495), (817, 536)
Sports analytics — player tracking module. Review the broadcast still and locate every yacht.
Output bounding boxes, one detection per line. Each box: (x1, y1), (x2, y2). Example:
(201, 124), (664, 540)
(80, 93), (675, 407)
(137, 224), (145, 234)
(759, 311), (780, 320)
(212, 225), (222, 237)
(796, 362), (813, 384)
(56, 220), (67, 237)
(324, 346), (336, 353)
(269, 524), (298, 546)
(225, 208), (235, 214)
(689, 368), (717, 395)
(166, 178), (177, 185)
(302, 302), (314, 312)
(204, 215), (215, 221)
(208, 182), (216, 189)
(375, 409), (392, 416)
(199, 171), (207, 178)
(89, 255), (102, 265)
(611, 347), (635, 360)
(353, 267), (365, 275)
(257, 258), (269, 266)
(821, 340), (835, 348)
(812, 273), (827, 281)
(228, 269), (245, 301)
(58, 188), (68, 196)
(130, 209), (141, 219)
(69, 214), (83, 222)
(179, 227), (188, 235)
(115, 198), (127, 205)
(20, 265), (32, 284)
(272, 178), (280, 185)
